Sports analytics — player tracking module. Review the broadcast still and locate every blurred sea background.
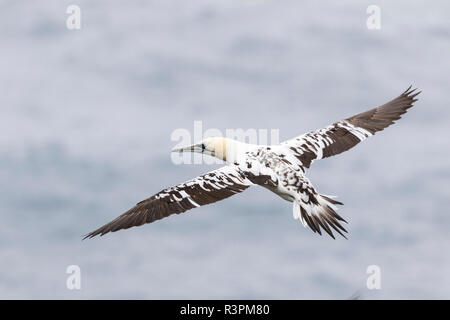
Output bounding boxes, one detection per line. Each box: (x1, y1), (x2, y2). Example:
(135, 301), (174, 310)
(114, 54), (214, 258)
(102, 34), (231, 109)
(0, 0), (449, 299)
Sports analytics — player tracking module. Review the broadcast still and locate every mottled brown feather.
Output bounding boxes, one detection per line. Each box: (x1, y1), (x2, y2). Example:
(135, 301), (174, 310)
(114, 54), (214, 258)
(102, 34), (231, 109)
(84, 168), (250, 239)
(288, 87), (420, 168)
(346, 86), (420, 135)
(323, 86), (420, 159)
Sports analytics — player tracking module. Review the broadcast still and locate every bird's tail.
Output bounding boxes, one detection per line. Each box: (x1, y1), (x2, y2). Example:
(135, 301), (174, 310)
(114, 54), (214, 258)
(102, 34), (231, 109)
(293, 194), (347, 239)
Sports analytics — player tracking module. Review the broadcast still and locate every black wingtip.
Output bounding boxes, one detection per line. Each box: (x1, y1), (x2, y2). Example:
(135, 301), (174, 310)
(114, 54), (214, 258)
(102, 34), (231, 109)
(82, 234), (91, 241)
(403, 86), (421, 99)
(403, 85), (413, 94)
(82, 231), (100, 240)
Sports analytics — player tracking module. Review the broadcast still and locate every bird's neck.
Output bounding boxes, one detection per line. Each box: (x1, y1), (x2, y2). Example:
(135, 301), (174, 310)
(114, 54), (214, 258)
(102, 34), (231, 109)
(213, 139), (252, 163)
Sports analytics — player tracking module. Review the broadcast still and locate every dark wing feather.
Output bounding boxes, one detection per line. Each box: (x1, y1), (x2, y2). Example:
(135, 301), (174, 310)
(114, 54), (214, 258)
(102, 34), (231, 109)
(283, 86), (420, 167)
(84, 166), (252, 239)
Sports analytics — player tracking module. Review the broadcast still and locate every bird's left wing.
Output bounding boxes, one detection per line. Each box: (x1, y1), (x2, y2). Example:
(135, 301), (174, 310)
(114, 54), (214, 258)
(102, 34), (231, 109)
(84, 166), (252, 239)
(282, 87), (420, 168)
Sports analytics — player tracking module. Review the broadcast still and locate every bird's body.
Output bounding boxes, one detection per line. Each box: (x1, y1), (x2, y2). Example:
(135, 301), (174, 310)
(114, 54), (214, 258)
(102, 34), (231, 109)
(85, 87), (420, 240)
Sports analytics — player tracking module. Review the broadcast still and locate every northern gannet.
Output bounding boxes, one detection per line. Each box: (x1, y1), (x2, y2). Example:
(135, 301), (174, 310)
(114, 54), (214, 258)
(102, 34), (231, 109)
(85, 87), (420, 239)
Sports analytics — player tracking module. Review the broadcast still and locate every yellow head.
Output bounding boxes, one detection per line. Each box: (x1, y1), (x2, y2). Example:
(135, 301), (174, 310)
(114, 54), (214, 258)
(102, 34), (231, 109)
(171, 137), (232, 161)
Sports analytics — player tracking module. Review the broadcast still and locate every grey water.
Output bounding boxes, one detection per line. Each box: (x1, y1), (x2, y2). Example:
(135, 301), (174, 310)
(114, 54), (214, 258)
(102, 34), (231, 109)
(0, 0), (449, 299)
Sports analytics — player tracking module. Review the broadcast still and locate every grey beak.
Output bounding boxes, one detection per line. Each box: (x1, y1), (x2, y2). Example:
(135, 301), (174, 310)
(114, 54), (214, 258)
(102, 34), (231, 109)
(171, 144), (198, 153)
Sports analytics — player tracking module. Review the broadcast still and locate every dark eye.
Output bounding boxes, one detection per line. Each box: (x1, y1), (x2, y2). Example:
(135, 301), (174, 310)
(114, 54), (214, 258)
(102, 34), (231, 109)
(201, 143), (206, 150)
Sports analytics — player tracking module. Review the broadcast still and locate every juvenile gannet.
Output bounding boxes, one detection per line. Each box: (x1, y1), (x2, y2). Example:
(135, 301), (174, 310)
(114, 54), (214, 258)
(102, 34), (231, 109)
(85, 87), (420, 239)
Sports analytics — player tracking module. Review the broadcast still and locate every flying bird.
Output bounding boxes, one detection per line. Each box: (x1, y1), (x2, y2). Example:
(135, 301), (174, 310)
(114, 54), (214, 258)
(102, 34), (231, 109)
(85, 87), (420, 239)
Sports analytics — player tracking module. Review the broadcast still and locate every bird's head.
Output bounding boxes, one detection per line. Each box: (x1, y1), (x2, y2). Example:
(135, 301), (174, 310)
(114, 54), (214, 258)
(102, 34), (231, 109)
(171, 137), (230, 161)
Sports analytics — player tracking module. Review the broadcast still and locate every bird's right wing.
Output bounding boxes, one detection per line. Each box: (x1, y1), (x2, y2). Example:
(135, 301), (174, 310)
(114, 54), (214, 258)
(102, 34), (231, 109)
(84, 166), (252, 239)
(282, 87), (420, 168)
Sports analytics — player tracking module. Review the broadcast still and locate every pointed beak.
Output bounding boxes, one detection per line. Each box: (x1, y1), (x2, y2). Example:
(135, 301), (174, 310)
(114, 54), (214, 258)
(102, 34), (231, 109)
(171, 144), (200, 153)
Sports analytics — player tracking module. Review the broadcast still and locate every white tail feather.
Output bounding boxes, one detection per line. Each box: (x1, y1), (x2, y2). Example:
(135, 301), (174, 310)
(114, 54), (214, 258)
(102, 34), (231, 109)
(293, 201), (307, 227)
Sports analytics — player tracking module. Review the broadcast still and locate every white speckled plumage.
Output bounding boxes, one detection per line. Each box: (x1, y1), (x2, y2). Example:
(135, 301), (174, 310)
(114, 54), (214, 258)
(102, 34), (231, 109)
(85, 87), (420, 239)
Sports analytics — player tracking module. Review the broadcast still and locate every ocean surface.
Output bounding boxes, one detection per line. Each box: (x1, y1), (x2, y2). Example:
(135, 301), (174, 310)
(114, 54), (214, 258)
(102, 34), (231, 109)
(0, 0), (449, 299)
